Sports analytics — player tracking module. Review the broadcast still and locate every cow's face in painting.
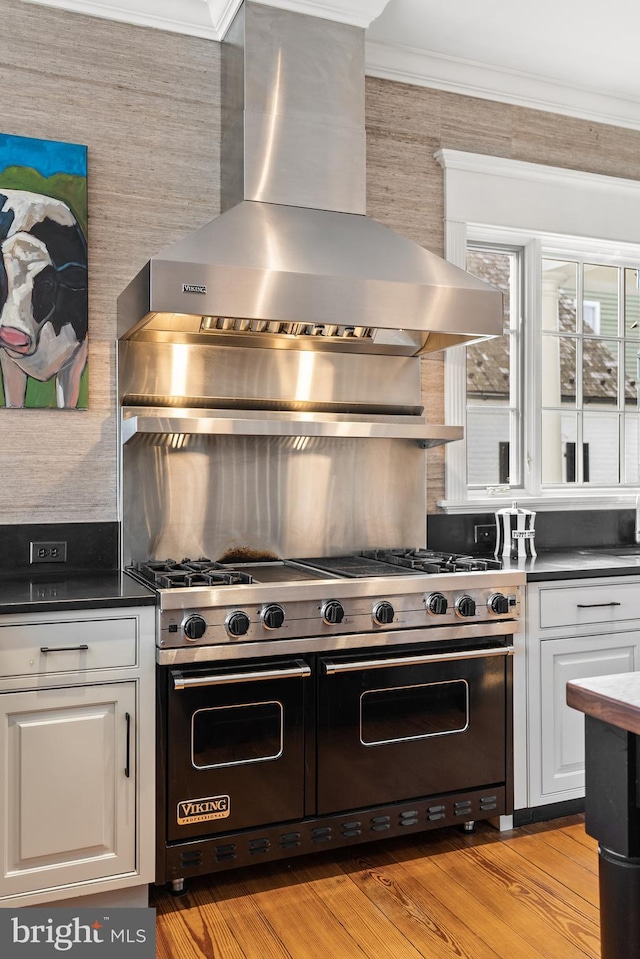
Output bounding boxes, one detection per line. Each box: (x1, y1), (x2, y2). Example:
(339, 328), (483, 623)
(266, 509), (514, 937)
(0, 189), (88, 407)
(0, 232), (57, 357)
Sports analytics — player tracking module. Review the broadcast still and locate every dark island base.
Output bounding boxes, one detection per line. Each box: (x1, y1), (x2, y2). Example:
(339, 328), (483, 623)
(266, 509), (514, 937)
(584, 715), (640, 959)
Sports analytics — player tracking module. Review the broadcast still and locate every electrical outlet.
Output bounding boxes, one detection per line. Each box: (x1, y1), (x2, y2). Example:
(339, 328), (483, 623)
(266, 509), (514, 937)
(30, 541), (68, 563)
(474, 525), (495, 546)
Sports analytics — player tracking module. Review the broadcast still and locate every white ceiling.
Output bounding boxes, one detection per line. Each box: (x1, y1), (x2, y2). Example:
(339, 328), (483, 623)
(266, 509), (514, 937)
(21, 0), (640, 131)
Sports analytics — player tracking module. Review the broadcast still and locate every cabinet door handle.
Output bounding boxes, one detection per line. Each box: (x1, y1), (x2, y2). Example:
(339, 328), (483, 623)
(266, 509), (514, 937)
(576, 602), (622, 608)
(40, 644), (89, 652)
(125, 712), (131, 778)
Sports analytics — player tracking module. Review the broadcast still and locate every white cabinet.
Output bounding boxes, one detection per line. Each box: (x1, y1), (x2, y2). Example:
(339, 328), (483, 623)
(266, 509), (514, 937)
(0, 606), (155, 907)
(522, 577), (640, 810)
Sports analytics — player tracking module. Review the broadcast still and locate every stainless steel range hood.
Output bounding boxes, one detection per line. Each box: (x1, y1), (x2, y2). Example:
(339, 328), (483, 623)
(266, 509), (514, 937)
(117, 1), (502, 356)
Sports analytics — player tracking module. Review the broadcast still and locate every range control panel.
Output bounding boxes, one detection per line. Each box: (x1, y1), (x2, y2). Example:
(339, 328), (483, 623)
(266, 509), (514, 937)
(158, 585), (522, 649)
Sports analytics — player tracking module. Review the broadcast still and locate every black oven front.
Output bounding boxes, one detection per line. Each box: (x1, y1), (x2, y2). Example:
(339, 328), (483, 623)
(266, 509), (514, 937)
(156, 631), (513, 890)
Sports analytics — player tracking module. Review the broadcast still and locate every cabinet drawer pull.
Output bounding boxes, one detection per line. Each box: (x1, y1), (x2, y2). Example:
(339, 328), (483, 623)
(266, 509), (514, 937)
(576, 602), (622, 608)
(125, 712), (131, 778)
(40, 644), (89, 653)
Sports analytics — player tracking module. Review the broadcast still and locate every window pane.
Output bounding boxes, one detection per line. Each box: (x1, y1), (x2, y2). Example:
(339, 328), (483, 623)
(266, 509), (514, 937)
(541, 410), (576, 484)
(624, 268), (640, 340)
(625, 414), (640, 484)
(584, 263), (618, 336)
(542, 259), (577, 332)
(467, 339), (509, 400)
(467, 409), (511, 486)
(582, 338), (619, 406)
(542, 335), (576, 408)
(466, 249), (511, 333)
(624, 346), (639, 409)
(583, 413), (620, 484)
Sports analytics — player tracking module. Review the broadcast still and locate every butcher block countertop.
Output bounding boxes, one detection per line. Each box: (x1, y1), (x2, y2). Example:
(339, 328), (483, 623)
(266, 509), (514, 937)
(567, 672), (640, 736)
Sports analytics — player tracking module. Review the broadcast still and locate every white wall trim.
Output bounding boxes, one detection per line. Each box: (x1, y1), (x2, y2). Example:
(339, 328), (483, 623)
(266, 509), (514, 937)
(21, 0), (220, 39)
(20, 0), (390, 38)
(436, 149), (640, 245)
(443, 222), (468, 504)
(365, 39), (640, 134)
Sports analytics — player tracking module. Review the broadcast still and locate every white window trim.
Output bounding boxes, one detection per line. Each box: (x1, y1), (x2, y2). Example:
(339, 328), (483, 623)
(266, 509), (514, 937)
(436, 149), (640, 513)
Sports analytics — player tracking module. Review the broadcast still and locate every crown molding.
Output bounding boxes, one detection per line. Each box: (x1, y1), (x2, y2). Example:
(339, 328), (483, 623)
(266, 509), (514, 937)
(21, 0), (220, 38)
(221, 0), (389, 29)
(365, 38), (640, 134)
(20, 0), (390, 38)
(20, 0), (640, 132)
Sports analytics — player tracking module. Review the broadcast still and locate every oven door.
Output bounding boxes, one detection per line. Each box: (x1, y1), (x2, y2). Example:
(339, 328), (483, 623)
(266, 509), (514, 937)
(166, 658), (310, 840)
(316, 642), (512, 814)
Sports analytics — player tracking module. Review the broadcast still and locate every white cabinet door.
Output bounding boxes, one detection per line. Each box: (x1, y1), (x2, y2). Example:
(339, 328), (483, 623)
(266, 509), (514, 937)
(539, 633), (640, 799)
(0, 682), (136, 899)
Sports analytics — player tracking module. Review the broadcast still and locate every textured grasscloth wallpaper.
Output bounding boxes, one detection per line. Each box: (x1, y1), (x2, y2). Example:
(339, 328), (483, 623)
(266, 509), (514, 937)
(3, 0), (640, 519)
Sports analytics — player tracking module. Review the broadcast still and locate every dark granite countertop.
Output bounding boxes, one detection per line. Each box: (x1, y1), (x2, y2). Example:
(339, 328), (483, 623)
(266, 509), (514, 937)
(497, 547), (640, 582)
(567, 672), (640, 735)
(0, 570), (155, 615)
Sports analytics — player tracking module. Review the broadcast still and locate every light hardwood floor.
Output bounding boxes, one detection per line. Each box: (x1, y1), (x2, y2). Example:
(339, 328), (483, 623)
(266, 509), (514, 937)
(152, 815), (600, 959)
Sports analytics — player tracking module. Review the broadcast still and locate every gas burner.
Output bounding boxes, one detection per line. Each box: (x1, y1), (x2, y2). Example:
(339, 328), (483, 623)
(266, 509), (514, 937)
(360, 549), (502, 574)
(133, 558), (254, 588)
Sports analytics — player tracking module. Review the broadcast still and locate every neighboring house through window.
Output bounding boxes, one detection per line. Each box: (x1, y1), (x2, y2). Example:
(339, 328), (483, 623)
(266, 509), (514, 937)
(436, 150), (640, 512)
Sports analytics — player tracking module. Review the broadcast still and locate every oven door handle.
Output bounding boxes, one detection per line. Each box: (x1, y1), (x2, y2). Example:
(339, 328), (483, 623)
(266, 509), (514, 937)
(172, 661), (311, 690)
(323, 646), (514, 675)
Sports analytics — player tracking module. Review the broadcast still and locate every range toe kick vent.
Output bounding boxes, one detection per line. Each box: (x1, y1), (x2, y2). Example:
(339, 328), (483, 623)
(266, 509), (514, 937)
(248, 837), (270, 855)
(179, 849), (203, 869)
(163, 787), (507, 881)
(214, 843), (237, 863)
(370, 815), (391, 833)
(279, 831), (302, 851)
(341, 820), (362, 838)
(453, 801), (473, 818)
(399, 810), (419, 827)
(311, 826), (333, 844)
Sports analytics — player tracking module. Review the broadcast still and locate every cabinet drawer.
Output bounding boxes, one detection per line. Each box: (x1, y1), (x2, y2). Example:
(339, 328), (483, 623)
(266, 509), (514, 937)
(0, 618), (138, 677)
(539, 582), (640, 629)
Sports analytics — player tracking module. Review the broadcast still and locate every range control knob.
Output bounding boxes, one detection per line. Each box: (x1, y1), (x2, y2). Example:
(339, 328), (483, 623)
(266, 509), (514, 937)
(225, 610), (251, 637)
(455, 595), (477, 618)
(183, 614), (207, 641)
(373, 601), (395, 626)
(489, 592), (510, 615)
(426, 592), (448, 616)
(261, 604), (285, 630)
(321, 600), (345, 626)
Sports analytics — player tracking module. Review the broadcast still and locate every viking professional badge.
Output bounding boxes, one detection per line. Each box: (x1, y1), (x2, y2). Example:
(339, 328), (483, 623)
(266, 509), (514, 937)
(177, 795), (230, 825)
(182, 283), (207, 294)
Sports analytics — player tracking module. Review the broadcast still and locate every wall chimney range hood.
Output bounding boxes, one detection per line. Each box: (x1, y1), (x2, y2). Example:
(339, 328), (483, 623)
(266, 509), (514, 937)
(117, 1), (502, 356)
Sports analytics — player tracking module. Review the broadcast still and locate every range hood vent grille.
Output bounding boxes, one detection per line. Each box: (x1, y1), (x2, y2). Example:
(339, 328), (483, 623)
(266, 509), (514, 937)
(200, 316), (373, 340)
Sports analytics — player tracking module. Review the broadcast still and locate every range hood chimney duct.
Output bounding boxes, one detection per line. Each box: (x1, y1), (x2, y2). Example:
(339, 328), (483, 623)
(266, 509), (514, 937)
(118, 1), (502, 355)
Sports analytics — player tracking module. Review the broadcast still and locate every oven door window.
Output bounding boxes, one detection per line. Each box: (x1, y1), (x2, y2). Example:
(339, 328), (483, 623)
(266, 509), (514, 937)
(360, 680), (469, 746)
(192, 701), (283, 769)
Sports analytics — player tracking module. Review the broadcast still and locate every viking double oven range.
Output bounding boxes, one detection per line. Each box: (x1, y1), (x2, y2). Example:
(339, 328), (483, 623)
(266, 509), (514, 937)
(117, 0), (517, 892)
(126, 551), (521, 892)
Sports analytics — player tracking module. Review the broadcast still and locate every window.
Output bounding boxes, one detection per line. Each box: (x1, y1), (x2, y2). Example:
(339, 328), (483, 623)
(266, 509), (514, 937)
(465, 246), (522, 489)
(436, 149), (640, 510)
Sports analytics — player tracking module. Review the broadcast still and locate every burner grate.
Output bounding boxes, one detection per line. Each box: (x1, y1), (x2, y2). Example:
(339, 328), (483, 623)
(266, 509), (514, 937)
(133, 558), (255, 588)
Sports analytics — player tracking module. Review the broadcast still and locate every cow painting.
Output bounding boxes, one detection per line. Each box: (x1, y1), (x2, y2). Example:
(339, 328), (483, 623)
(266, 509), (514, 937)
(0, 189), (88, 408)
